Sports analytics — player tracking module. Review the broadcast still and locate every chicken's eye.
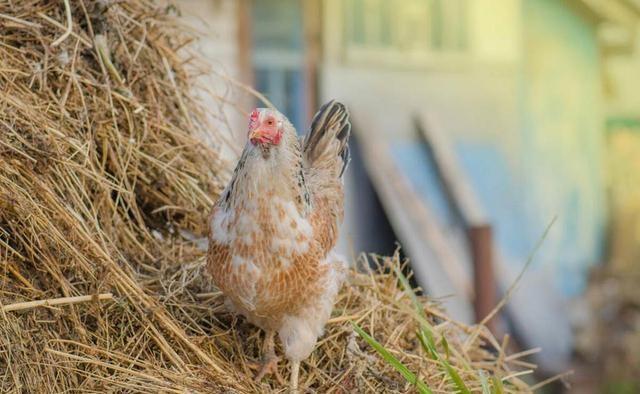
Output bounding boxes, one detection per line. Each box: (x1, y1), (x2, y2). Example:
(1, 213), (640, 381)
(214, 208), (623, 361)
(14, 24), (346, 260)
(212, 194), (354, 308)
(266, 118), (275, 126)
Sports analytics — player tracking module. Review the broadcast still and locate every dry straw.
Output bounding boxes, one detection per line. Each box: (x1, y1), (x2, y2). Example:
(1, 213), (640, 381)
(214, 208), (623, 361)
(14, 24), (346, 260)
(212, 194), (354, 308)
(0, 1), (539, 392)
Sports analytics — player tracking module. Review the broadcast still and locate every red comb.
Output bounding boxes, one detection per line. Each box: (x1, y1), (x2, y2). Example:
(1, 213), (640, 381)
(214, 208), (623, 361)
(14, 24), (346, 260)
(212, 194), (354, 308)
(249, 109), (260, 129)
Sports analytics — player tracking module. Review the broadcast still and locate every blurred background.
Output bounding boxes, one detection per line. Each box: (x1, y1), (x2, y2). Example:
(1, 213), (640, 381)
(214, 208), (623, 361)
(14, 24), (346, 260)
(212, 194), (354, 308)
(179, 0), (640, 391)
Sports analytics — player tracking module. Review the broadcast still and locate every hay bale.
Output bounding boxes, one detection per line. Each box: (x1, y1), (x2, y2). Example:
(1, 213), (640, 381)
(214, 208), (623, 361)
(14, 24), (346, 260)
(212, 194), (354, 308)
(0, 1), (539, 392)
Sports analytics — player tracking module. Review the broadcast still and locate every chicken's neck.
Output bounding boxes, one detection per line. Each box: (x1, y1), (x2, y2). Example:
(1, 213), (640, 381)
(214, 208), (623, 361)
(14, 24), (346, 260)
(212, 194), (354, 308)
(221, 138), (310, 216)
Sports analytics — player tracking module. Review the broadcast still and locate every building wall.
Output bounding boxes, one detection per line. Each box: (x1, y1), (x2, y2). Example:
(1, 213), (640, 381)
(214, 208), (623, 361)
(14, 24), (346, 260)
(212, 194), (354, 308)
(180, 0), (240, 78)
(499, 0), (604, 371)
(517, 0), (604, 295)
(321, 0), (522, 142)
(322, 0), (523, 258)
(179, 0), (251, 156)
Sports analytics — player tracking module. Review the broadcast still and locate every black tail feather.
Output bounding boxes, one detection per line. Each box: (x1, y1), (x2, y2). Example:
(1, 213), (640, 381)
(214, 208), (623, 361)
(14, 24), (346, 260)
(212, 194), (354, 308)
(303, 100), (351, 178)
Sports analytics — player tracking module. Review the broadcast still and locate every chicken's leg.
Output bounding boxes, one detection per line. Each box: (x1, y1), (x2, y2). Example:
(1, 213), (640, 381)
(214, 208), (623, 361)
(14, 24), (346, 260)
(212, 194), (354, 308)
(253, 330), (282, 383)
(290, 360), (300, 393)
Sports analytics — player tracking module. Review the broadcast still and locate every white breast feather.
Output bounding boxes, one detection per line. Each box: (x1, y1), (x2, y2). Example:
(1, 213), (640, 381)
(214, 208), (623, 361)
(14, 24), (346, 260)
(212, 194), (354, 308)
(210, 195), (312, 271)
(268, 198), (313, 267)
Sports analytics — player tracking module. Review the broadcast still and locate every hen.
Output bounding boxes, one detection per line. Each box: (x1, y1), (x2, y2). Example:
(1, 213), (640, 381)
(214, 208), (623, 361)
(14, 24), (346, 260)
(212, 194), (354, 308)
(207, 100), (351, 391)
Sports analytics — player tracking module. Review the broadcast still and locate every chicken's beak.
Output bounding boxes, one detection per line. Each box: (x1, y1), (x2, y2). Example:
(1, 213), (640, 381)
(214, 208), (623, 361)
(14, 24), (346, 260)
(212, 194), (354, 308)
(249, 129), (269, 145)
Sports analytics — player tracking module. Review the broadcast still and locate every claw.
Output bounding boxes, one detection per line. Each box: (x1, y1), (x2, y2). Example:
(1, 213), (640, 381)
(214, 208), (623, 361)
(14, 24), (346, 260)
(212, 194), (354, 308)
(250, 355), (284, 385)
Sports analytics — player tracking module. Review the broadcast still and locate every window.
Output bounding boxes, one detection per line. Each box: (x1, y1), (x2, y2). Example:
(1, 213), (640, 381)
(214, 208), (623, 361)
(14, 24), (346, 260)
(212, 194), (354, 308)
(344, 0), (468, 66)
(251, 0), (307, 132)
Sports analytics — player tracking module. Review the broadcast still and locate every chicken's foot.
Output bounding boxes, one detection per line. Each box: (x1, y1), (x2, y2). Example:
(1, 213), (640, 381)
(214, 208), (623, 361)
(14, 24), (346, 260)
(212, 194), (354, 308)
(251, 330), (283, 384)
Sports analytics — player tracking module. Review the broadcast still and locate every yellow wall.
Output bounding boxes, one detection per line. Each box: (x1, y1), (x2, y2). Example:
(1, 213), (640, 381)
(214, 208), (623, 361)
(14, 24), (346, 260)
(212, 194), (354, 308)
(469, 0), (521, 63)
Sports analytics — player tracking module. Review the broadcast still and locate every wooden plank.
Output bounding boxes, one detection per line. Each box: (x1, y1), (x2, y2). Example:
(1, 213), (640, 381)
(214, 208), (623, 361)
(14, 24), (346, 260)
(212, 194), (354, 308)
(353, 123), (474, 322)
(415, 112), (497, 331)
(415, 112), (487, 227)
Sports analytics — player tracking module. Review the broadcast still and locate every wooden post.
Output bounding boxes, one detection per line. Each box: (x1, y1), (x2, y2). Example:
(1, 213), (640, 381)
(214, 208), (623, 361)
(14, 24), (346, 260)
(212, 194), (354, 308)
(236, 0), (253, 87)
(302, 0), (321, 123)
(468, 225), (496, 333)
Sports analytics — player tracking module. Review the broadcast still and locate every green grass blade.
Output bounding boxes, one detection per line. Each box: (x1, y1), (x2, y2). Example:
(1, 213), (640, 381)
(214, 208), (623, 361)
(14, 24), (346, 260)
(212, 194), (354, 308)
(352, 323), (433, 394)
(491, 375), (505, 394)
(476, 216), (557, 328)
(393, 264), (426, 318)
(438, 336), (470, 393)
(393, 265), (436, 346)
(417, 328), (437, 360)
(440, 336), (451, 359)
(442, 360), (471, 394)
(395, 265), (471, 393)
(479, 371), (491, 394)
(417, 328), (470, 393)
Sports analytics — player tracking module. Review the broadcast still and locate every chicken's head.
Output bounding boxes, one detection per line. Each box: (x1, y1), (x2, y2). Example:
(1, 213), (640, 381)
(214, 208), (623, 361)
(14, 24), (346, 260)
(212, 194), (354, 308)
(247, 108), (285, 147)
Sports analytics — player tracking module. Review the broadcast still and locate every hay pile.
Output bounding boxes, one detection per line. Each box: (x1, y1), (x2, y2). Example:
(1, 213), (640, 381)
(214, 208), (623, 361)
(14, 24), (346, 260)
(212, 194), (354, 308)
(0, 1), (538, 392)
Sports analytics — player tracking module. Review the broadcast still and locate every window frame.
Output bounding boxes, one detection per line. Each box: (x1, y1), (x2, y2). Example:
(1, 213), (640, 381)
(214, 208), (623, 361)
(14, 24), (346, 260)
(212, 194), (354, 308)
(341, 0), (471, 69)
